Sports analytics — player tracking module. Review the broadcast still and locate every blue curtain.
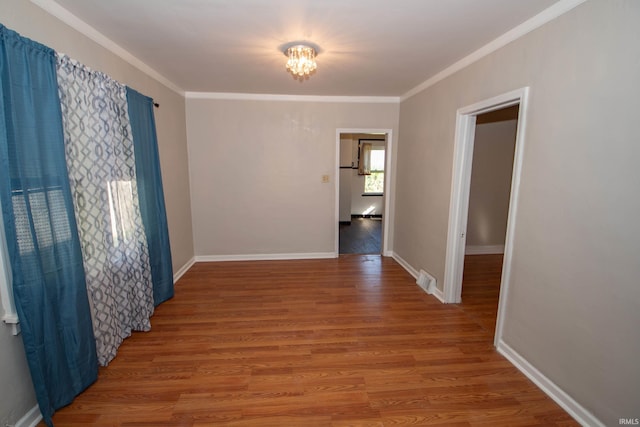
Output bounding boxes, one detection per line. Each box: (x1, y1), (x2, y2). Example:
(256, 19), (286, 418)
(126, 88), (174, 305)
(0, 25), (97, 425)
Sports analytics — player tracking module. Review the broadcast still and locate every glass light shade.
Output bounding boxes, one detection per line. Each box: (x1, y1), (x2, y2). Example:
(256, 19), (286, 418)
(285, 45), (317, 78)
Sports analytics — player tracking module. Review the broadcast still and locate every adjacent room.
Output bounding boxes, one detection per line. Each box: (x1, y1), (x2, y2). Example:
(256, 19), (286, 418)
(339, 133), (387, 255)
(0, 1), (638, 426)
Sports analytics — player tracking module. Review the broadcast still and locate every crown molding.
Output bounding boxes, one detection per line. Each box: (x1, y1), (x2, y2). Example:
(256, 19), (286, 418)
(186, 92), (400, 103)
(29, 0), (184, 96)
(30, 0), (586, 103)
(400, 0), (589, 102)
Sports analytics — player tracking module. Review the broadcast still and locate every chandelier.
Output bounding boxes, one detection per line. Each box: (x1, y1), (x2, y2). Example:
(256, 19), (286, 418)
(284, 43), (318, 79)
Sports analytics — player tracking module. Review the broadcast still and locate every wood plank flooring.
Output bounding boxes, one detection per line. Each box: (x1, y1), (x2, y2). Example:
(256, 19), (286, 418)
(460, 254), (504, 333)
(339, 217), (382, 254)
(44, 255), (577, 426)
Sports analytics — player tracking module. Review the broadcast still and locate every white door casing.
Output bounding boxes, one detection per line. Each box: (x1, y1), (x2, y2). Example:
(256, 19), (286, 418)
(443, 87), (529, 346)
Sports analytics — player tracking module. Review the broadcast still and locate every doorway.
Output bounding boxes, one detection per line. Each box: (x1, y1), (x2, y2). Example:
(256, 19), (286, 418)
(335, 129), (393, 256)
(461, 105), (519, 332)
(443, 87), (529, 345)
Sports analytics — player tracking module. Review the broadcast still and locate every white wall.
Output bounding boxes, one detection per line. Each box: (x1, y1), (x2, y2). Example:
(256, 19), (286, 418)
(349, 171), (383, 216)
(0, 1), (193, 424)
(339, 135), (385, 219)
(0, 293), (34, 426)
(466, 120), (517, 249)
(0, 1), (194, 274)
(339, 137), (354, 222)
(185, 98), (399, 257)
(394, 1), (640, 425)
(338, 168), (352, 222)
(350, 140), (385, 216)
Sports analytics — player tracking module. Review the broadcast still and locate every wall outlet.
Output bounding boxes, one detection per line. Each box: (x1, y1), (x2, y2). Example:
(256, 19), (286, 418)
(321, 174), (330, 183)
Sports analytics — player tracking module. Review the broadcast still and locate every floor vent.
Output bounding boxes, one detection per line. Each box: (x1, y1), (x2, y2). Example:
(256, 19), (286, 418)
(417, 269), (437, 295)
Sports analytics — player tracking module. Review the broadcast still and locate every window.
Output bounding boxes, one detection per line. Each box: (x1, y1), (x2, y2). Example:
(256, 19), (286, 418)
(1, 184), (78, 335)
(106, 180), (136, 247)
(12, 186), (71, 255)
(364, 148), (385, 194)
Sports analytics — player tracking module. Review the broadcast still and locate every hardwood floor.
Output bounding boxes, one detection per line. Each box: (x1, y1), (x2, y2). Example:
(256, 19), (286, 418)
(460, 254), (504, 333)
(44, 255), (577, 426)
(339, 217), (382, 254)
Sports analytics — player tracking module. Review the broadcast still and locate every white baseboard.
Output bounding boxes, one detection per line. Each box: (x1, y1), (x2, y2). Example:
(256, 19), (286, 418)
(465, 245), (505, 255)
(497, 340), (604, 427)
(173, 253), (336, 280)
(173, 256), (195, 283)
(389, 251), (418, 278)
(11, 257), (194, 427)
(390, 252), (445, 303)
(16, 254), (601, 427)
(427, 282), (445, 302)
(195, 252), (336, 262)
(15, 404), (42, 427)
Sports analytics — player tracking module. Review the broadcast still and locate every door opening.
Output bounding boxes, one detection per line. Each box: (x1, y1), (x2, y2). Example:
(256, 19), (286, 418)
(461, 105), (519, 332)
(335, 129), (393, 257)
(443, 87), (529, 345)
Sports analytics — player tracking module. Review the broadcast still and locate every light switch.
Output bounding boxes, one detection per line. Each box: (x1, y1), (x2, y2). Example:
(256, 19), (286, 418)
(321, 174), (330, 183)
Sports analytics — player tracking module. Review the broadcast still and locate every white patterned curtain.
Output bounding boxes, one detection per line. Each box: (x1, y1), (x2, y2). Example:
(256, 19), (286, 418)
(358, 142), (372, 175)
(56, 55), (154, 366)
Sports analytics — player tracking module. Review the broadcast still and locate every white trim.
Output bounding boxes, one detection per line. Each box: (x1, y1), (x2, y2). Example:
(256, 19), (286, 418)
(381, 132), (394, 258)
(0, 196), (20, 335)
(334, 131), (341, 256)
(186, 92), (400, 104)
(443, 110), (477, 304)
(195, 252), (336, 262)
(28, 0), (586, 102)
(390, 252), (445, 303)
(494, 89), (529, 346)
(400, 0), (588, 101)
(465, 245), (505, 255)
(3, 319), (20, 336)
(173, 257), (195, 283)
(29, 0), (184, 95)
(390, 251), (419, 278)
(427, 282), (445, 303)
(15, 404), (42, 427)
(497, 340), (604, 427)
(335, 128), (394, 257)
(443, 87), (529, 353)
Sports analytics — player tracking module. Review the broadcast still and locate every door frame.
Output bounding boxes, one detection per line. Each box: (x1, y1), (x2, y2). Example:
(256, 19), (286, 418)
(335, 128), (394, 257)
(442, 87), (529, 345)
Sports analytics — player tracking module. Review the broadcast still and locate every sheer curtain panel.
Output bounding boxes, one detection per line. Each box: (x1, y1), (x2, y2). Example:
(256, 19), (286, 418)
(56, 55), (154, 366)
(359, 142), (372, 175)
(0, 25), (97, 426)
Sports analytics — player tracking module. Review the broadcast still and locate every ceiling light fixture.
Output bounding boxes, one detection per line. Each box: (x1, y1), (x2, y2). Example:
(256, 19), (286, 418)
(283, 43), (318, 79)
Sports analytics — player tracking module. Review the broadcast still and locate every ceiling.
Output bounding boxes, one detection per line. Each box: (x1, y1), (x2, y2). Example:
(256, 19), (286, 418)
(47, 0), (561, 97)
